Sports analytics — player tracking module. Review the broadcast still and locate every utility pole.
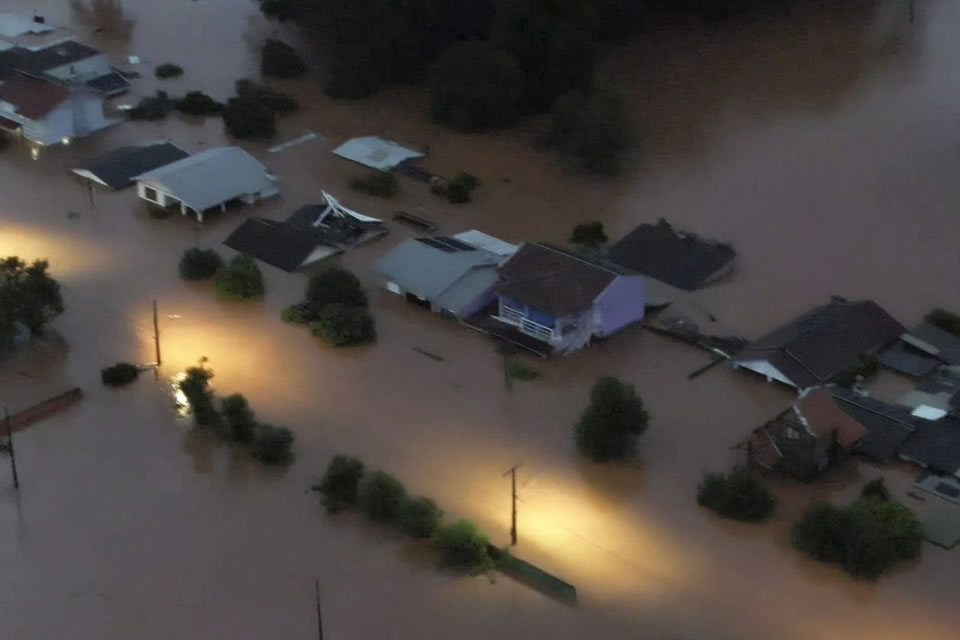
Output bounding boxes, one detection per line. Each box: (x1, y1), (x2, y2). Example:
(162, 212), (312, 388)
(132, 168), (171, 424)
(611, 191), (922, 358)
(315, 578), (324, 640)
(153, 299), (161, 367)
(5, 408), (19, 490)
(497, 342), (515, 392)
(503, 464), (520, 546)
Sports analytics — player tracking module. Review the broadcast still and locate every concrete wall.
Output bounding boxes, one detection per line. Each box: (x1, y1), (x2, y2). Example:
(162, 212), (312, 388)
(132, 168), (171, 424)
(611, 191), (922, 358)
(594, 274), (646, 336)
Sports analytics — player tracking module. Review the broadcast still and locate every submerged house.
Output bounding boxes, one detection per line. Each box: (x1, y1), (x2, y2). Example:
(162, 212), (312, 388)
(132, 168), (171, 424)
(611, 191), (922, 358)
(133, 147), (279, 222)
(733, 298), (904, 388)
(481, 243), (646, 356)
(749, 386), (867, 481)
(70, 140), (189, 189)
(0, 13), (73, 52)
(0, 72), (112, 145)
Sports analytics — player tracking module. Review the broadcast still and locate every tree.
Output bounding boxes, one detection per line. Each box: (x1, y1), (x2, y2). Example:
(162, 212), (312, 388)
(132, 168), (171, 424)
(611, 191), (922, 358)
(222, 97), (276, 139)
(314, 454), (366, 512)
(861, 478), (891, 502)
(428, 42), (524, 132)
(924, 308), (960, 337)
(349, 170), (399, 198)
(221, 393), (256, 443)
(155, 63), (183, 78)
(569, 221), (608, 249)
(399, 496), (443, 538)
(236, 79), (299, 114)
(0, 257), (64, 350)
(359, 471), (407, 522)
(177, 365), (219, 427)
(696, 466), (776, 522)
(179, 248), (223, 280)
(214, 255), (264, 300)
(575, 376), (649, 462)
(306, 267), (367, 314)
(311, 304), (376, 347)
(433, 520), (491, 572)
(250, 424), (295, 465)
(261, 39), (307, 78)
(281, 304), (310, 325)
(541, 87), (631, 174)
(176, 91), (224, 116)
(101, 362), (140, 386)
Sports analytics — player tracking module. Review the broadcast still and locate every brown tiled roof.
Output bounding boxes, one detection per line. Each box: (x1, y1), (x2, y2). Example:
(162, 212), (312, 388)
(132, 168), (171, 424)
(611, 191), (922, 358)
(496, 243), (620, 316)
(0, 72), (69, 118)
(796, 387), (867, 447)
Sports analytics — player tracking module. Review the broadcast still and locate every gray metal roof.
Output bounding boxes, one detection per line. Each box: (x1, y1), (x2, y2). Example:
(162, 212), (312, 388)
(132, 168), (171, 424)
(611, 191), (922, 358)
(375, 237), (501, 303)
(435, 267), (500, 316)
(134, 147), (276, 213)
(902, 323), (960, 365)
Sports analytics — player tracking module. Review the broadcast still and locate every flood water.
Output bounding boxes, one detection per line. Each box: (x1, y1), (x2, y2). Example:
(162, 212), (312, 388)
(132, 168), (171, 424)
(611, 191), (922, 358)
(2, 0), (960, 638)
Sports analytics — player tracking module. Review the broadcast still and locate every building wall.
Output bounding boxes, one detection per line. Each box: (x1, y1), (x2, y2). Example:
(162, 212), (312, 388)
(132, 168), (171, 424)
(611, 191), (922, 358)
(45, 53), (111, 82)
(71, 92), (107, 136)
(24, 101), (73, 145)
(765, 411), (827, 481)
(594, 274), (646, 336)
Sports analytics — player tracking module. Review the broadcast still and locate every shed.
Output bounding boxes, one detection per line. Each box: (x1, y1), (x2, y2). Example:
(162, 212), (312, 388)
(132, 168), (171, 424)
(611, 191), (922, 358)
(71, 141), (189, 189)
(332, 136), (424, 171)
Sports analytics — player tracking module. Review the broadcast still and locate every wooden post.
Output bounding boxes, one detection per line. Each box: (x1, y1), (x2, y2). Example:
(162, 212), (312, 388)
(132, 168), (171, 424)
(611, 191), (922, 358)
(153, 300), (161, 367)
(315, 578), (324, 640)
(5, 408), (19, 490)
(503, 464), (520, 546)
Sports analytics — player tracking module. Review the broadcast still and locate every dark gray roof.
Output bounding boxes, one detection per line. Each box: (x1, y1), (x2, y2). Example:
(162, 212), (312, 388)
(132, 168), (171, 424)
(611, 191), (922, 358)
(831, 387), (920, 462)
(899, 416), (960, 475)
(0, 48), (28, 82)
(16, 40), (99, 72)
(608, 223), (736, 291)
(224, 218), (319, 272)
(902, 323), (960, 365)
(496, 243), (622, 316)
(75, 142), (189, 189)
(735, 299), (905, 389)
(85, 70), (130, 95)
(879, 345), (940, 378)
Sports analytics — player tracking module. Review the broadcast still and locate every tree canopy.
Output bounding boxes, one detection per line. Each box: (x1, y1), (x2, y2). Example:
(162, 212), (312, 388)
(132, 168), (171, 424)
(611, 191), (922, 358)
(0, 257), (64, 350)
(575, 376), (649, 462)
(541, 87), (631, 174)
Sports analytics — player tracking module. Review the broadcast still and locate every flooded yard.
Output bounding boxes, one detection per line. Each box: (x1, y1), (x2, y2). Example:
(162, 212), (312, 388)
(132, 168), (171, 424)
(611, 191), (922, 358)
(2, 0), (960, 638)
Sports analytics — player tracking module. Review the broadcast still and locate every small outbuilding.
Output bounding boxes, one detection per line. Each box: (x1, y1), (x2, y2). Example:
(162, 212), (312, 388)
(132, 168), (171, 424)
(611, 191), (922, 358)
(332, 136), (425, 171)
(71, 140), (188, 189)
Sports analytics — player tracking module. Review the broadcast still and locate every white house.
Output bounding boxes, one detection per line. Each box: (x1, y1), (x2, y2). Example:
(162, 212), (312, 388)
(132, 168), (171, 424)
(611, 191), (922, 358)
(134, 147), (280, 222)
(0, 72), (113, 145)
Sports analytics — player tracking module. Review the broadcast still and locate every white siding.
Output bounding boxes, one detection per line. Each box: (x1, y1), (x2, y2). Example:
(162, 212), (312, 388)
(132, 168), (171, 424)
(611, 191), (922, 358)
(24, 101), (73, 145)
(72, 92), (108, 136)
(734, 360), (795, 386)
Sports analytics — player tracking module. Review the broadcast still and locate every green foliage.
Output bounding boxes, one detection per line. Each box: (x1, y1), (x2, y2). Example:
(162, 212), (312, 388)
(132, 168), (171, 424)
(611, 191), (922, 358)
(128, 90), (177, 121)
(399, 496), (443, 538)
(314, 454), (366, 512)
(250, 424), (295, 465)
(834, 356), (879, 388)
(575, 376), (649, 462)
(0, 257), (64, 350)
(792, 496), (924, 580)
(324, 46), (382, 99)
(446, 181), (471, 204)
(349, 170), (399, 198)
(100, 362), (140, 386)
(696, 466), (776, 522)
(179, 248), (223, 280)
(281, 304), (310, 325)
(861, 478), (891, 502)
(428, 42), (524, 132)
(214, 255), (264, 300)
(452, 172), (479, 190)
(541, 87), (631, 175)
(360, 471), (408, 522)
(311, 304), (376, 347)
(178, 365), (219, 427)
(176, 91), (224, 116)
(221, 393), (257, 443)
(507, 358), (541, 381)
(306, 267), (367, 314)
(236, 79), (299, 114)
(925, 308), (960, 337)
(259, 0), (298, 21)
(155, 63), (183, 78)
(569, 221), (608, 248)
(433, 520), (491, 572)
(222, 97), (276, 139)
(261, 39), (306, 78)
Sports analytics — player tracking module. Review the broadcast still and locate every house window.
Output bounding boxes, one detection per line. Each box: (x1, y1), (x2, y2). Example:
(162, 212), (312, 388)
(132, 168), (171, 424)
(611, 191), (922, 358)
(785, 427), (800, 440)
(144, 187), (159, 203)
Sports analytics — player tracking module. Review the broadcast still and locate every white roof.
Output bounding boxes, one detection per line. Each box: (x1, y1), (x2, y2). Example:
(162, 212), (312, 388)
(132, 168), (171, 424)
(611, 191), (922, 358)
(453, 230), (518, 257)
(135, 147), (276, 212)
(316, 190), (381, 224)
(332, 136), (424, 171)
(0, 14), (55, 37)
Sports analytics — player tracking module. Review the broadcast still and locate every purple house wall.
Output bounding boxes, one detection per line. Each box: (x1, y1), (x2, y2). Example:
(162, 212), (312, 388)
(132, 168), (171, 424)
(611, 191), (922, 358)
(594, 274), (646, 336)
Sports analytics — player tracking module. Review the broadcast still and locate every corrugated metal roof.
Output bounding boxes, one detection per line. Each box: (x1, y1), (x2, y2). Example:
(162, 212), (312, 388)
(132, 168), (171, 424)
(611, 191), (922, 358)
(375, 238), (500, 302)
(435, 268), (500, 316)
(453, 230), (517, 257)
(332, 136), (424, 171)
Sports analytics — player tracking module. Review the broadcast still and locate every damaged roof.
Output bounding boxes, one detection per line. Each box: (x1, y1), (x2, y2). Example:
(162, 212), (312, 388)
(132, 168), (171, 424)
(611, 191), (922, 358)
(831, 387), (921, 462)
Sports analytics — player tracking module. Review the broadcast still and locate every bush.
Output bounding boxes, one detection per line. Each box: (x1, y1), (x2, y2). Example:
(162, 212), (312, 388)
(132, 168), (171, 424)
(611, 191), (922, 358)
(155, 63), (183, 78)
(575, 376), (649, 462)
(221, 393), (256, 443)
(128, 90), (176, 121)
(323, 46), (381, 99)
(359, 471), (407, 523)
(222, 97), (276, 139)
(281, 304), (310, 325)
(311, 304), (376, 347)
(833, 356), (879, 387)
(101, 362), (139, 386)
(433, 520), (491, 572)
(399, 496), (443, 539)
(178, 365), (219, 427)
(925, 308), (960, 337)
(306, 267), (367, 313)
(570, 222), (608, 249)
(214, 255), (264, 300)
(177, 91), (224, 116)
(261, 39), (306, 78)
(446, 180), (471, 204)
(861, 478), (891, 502)
(696, 466), (776, 522)
(452, 172), (479, 190)
(236, 79), (298, 114)
(507, 358), (541, 381)
(349, 170), (398, 198)
(428, 42), (524, 132)
(250, 424), (294, 465)
(541, 87), (631, 175)
(179, 248), (223, 280)
(314, 454), (365, 512)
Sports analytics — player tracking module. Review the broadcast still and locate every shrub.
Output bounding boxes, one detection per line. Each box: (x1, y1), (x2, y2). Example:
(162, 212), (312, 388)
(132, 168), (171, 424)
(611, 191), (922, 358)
(861, 478), (891, 502)
(575, 376), (649, 462)
(507, 358), (541, 381)
(349, 170), (398, 198)
(221, 393), (256, 443)
(236, 79), (298, 114)
(314, 454), (365, 512)
(155, 63), (183, 78)
(222, 97), (276, 139)
(128, 90), (176, 121)
(311, 304), (376, 347)
(214, 255), (264, 300)
(541, 87), (631, 175)
(306, 268), (367, 313)
(177, 91), (224, 116)
(179, 248), (223, 280)
(452, 172), (479, 190)
(925, 308), (960, 337)
(570, 222), (608, 249)
(261, 39), (306, 78)
(399, 496), (443, 539)
(696, 466), (776, 522)
(177, 365), (219, 427)
(281, 304), (310, 325)
(445, 180), (471, 204)
(101, 362), (139, 386)
(359, 471), (407, 523)
(433, 520), (491, 572)
(834, 356), (879, 387)
(250, 424), (294, 465)
(323, 46), (381, 99)
(443, 173), (479, 204)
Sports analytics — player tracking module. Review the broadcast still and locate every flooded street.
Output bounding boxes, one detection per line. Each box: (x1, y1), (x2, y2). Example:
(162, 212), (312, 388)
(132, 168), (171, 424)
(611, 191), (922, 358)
(2, 0), (960, 638)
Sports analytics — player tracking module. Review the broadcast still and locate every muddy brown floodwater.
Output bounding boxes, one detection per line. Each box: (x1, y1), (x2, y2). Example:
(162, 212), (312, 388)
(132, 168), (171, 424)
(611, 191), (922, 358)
(2, 0), (960, 638)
